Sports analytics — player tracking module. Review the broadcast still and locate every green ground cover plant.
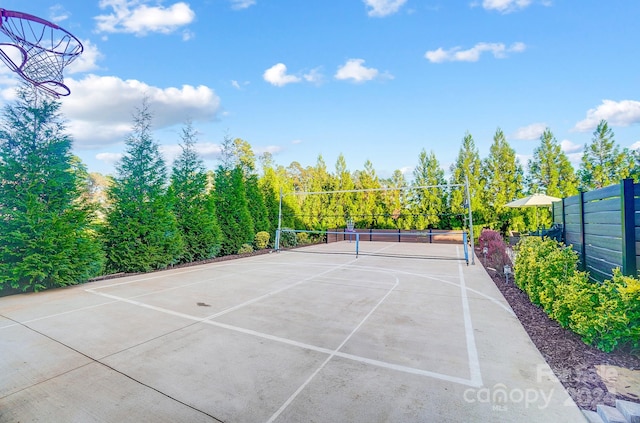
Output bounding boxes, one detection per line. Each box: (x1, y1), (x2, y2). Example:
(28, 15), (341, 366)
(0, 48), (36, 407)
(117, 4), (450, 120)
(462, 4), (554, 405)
(514, 236), (640, 353)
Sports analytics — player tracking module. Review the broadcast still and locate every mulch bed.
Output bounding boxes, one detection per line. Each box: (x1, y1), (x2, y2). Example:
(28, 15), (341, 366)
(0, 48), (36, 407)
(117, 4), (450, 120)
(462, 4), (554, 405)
(478, 250), (640, 411)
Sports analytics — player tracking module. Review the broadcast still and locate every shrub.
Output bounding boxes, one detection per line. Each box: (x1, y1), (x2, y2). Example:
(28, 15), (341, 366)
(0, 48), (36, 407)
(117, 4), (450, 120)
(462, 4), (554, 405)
(514, 236), (640, 354)
(254, 231), (270, 249)
(279, 229), (298, 248)
(238, 243), (254, 254)
(514, 236), (579, 314)
(478, 229), (511, 274)
(297, 232), (310, 245)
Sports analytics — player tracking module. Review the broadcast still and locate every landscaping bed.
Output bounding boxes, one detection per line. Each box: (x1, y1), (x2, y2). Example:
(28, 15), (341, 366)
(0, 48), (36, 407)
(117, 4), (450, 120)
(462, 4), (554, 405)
(479, 249), (640, 411)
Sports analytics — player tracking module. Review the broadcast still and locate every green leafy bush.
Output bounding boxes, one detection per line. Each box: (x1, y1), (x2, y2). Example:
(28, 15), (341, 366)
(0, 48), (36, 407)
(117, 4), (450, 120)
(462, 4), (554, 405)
(279, 229), (298, 248)
(514, 236), (640, 353)
(297, 232), (310, 245)
(254, 231), (270, 249)
(238, 243), (254, 254)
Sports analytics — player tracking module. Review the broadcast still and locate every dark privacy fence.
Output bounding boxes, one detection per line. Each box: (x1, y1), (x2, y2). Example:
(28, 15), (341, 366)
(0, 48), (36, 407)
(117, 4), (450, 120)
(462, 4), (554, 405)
(552, 179), (639, 282)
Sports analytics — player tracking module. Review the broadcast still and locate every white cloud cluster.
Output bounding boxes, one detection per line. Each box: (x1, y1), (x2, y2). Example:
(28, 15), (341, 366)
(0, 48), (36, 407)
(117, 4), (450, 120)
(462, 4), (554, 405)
(363, 0), (407, 17)
(573, 99), (640, 132)
(335, 59), (391, 83)
(230, 0), (256, 10)
(49, 5), (71, 23)
(263, 60), (390, 86)
(61, 75), (221, 148)
(511, 123), (547, 140)
(263, 63), (301, 87)
(425, 42), (526, 63)
(481, 0), (532, 13)
(66, 39), (103, 74)
(95, 0), (195, 36)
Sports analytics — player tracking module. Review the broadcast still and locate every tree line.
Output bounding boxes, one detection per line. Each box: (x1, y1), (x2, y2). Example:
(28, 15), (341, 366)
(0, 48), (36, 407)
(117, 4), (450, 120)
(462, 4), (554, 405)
(1, 88), (638, 292)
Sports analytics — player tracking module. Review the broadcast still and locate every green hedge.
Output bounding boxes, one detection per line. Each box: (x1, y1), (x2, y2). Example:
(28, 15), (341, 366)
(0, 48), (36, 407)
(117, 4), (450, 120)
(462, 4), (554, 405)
(514, 236), (640, 353)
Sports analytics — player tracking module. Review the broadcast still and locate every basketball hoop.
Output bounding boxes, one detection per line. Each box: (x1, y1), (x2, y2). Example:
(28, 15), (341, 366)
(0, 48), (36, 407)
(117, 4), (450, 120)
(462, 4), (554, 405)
(0, 9), (83, 98)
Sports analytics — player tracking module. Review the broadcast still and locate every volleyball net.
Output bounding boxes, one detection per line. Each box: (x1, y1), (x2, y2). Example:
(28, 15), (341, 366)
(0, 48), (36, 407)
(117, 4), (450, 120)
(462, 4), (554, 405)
(276, 228), (470, 264)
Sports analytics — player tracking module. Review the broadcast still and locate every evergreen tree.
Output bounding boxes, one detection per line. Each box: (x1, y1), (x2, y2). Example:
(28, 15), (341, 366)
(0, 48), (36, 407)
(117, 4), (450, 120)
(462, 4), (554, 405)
(245, 173), (270, 234)
(169, 121), (221, 263)
(449, 132), (485, 228)
(353, 160), (384, 228)
(382, 169), (408, 229)
(578, 120), (632, 189)
(0, 87), (104, 291)
(300, 155), (332, 229)
(527, 128), (578, 197)
(411, 149), (446, 229)
(482, 128), (524, 233)
(101, 100), (183, 273)
(214, 166), (255, 255)
(328, 154), (355, 228)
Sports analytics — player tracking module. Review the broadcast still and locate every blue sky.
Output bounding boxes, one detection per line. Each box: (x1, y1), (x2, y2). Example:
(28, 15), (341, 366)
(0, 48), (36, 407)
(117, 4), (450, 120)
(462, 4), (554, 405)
(0, 0), (638, 179)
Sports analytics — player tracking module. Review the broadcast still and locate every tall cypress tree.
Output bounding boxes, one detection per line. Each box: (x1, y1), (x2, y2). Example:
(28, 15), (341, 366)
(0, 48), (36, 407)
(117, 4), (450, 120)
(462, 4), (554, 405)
(214, 166), (254, 255)
(527, 128), (578, 197)
(411, 149), (446, 229)
(101, 100), (183, 273)
(578, 120), (632, 190)
(169, 121), (221, 263)
(0, 87), (104, 291)
(482, 128), (524, 233)
(449, 132), (485, 228)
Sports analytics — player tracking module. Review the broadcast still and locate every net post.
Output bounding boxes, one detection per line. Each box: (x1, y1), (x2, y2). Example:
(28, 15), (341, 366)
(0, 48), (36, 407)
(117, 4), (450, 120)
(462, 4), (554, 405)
(465, 175), (475, 265)
(356, 233), (359, 258)
(463, 231), (469, 265)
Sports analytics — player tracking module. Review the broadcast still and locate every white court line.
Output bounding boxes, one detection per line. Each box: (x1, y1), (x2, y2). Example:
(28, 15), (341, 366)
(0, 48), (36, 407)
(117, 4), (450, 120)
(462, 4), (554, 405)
(89, 253), (276, 290)
(265, 273), (401, 423)
(0, 299), (120, 330)
(81, 243), (484, 408)
(457, 248), (483, 387)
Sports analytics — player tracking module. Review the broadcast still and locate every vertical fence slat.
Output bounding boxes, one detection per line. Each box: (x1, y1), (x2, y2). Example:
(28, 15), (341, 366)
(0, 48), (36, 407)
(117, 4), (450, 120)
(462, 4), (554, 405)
(579, 191), (586, 271)
(621, 179), (637, 276)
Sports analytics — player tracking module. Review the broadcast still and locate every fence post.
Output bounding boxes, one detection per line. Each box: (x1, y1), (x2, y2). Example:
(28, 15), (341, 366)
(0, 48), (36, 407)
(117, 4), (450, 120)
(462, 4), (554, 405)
(578, 191), (586, 271)
(621, 179), (637, 277)
(561, 198), (566, 242)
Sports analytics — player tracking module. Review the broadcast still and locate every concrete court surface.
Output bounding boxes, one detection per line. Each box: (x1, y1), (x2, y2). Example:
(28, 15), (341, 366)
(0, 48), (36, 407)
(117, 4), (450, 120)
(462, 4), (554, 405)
(0, 241), (587, 422)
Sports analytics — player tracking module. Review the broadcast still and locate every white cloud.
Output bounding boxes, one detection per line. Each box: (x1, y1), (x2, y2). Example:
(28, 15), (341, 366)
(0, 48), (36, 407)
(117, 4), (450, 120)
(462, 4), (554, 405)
(230, 0), (256, 10)
(516, 153), (532, 166)
(560, 139), (582, 154)
(61, 74), (221, 148)
(263, 63), (301, 87)
(255, 145), (283, 155)
(481, 0), (533, 13)
(66, 40), (103, 74)
(511, 123), (546, 140)
(399, 166), (413, 175)
(335, 59), (392, 83)
(291, 139), (303, 145)
(364, 0), (407, 17)
(425, 42), (526, 63)
(96, 152), (124, 165)
(49, 5), (70, 23)
(95, 0), (195, 36)
(573, 99), (640, 132)
(303, 67), (324, 84)
(231, 80), (250, 90)
(161, 142), (222, 164)
(630, 141), (640, 151)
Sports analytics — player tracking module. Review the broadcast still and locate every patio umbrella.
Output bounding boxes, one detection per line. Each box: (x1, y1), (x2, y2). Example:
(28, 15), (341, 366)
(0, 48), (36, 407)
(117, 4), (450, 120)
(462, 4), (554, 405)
(505, 193), (561, 230)
(505, 193), (560, 208)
